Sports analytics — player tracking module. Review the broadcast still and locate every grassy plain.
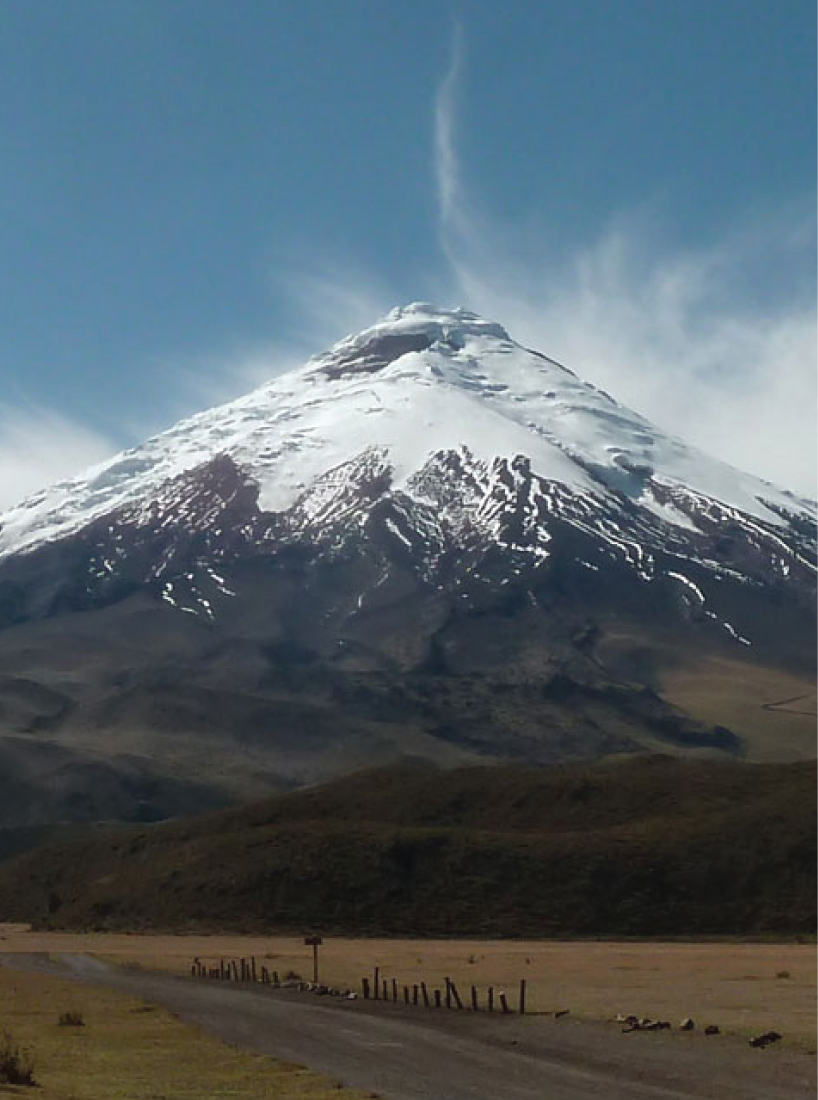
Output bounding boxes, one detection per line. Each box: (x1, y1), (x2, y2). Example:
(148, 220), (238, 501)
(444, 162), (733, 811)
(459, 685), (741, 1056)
(660, 656), (817, 763)
(1, 926), (814, 1049)
(0, 960), (369, 1098)
(592, 625), (816, 764)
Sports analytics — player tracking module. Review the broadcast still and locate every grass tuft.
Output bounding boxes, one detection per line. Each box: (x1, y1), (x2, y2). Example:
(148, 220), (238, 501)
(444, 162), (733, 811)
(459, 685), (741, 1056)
(57, 1009), (85, 1026)
(0, 1029), (36, 1086)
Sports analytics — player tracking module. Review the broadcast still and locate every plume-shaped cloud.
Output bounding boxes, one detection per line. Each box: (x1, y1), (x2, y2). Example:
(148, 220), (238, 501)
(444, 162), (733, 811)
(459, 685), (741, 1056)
(431, 28), (817, 496)
(434, 23), (464, 240)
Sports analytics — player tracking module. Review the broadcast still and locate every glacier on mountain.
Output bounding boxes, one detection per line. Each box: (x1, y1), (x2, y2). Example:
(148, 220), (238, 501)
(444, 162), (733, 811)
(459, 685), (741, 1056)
(0, 303), (813, 560)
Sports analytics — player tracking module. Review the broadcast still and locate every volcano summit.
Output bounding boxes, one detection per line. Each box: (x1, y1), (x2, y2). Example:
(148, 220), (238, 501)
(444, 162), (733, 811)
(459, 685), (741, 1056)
(0, 304), (814, 825)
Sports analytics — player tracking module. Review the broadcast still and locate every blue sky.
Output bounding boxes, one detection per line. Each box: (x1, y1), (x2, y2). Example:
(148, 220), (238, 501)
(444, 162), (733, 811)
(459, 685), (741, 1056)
(0, 0), (815, 506)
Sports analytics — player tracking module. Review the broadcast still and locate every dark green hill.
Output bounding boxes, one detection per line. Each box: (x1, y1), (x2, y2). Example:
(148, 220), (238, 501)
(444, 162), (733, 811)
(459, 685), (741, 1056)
(1, 756), (813, 937)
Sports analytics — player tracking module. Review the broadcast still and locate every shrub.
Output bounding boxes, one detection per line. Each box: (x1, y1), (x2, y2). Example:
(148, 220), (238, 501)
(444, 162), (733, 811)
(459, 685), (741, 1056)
(58, 1010), (85, 1027)
(0, 1030), (36, 1086)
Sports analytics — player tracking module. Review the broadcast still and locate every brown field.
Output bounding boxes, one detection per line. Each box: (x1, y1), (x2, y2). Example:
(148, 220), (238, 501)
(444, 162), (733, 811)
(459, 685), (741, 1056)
(0, 962), (368, 1098)
(660, 657), (817, 762)
(1, 926), (814, 1048)
(594, 625), (817, 762)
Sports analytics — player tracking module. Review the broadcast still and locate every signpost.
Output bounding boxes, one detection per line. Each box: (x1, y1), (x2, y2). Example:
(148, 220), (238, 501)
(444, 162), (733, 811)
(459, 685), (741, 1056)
(304, 935), (323, 983)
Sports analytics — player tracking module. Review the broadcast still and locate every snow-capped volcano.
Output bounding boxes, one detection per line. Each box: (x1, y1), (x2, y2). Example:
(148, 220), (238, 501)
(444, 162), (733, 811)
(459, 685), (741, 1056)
(0, 305), (814, 827)
(0, 302), (812, 561)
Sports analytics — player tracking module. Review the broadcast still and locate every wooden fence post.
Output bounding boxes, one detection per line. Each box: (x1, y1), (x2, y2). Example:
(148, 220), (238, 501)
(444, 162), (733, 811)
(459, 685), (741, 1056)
(421, 982), (430, 1008)
(434, 989), (442, 1009)
(488, 986), (494, 1012)
(392, 978), (398, 1002)
(382, 980), (388, 1001)
(499, 992), (510, 1014)
(272, 970), (280, 986)
(413, 984), (419, 1006)
(471, 985), (478, 1011)
(362, 977), (370, 999)
(261, 966), (270, 984)
(450, 981), (464, 1010)
(304, 937), (322, 985)
(403, 986), (410, 1005)
(374, 967), (380, 1000)
(445, 978), (451, 1010)
(251, 957), (257, 983)
(519, 979), (526, 1015)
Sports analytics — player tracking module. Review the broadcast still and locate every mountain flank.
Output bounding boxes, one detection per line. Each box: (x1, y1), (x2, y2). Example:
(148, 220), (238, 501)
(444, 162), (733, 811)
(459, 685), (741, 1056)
(1, 757), (813, 937)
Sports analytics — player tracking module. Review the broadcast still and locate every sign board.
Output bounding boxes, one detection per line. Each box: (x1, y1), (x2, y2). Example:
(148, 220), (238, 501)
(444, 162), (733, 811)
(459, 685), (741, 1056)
(304, 935), (323, 946)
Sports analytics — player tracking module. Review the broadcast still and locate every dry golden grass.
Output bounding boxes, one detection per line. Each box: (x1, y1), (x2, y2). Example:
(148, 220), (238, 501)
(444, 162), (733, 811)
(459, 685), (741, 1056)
(660, 657), (816, 762)
(0, 960), (368, 1098)
(1, 926), (814, 1048)
(593, 624), (816, 762)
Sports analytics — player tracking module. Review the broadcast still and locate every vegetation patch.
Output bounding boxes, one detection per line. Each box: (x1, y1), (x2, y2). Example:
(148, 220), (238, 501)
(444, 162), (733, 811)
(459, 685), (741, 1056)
(0, 965), (367, 1098)
(57, 1010), (85, 1027)
(0, 756), (813, 938)
(0, 1029), (36, 1086)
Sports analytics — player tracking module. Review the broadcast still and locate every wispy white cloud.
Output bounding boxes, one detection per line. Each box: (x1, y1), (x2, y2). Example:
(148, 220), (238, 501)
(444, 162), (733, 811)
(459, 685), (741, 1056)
(434, 23), (464, 242)
(431, 28), (817, 497)
(0, 403), (117, 510)
(167, 257), (396, 415)
(470, 226), (816, 496)
(275, 261), (395, 350)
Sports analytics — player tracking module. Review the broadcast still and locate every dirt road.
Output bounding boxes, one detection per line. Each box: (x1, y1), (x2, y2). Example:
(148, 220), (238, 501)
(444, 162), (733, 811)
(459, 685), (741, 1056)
(3, 954), (814, 1100)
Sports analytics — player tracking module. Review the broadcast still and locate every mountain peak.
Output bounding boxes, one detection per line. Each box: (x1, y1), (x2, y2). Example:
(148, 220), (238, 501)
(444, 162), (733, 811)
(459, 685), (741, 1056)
(381, 301), (511, 339)
(0, 302), (814, 561)
(305, 302), (512, 384)
(319, 302), (512, 362)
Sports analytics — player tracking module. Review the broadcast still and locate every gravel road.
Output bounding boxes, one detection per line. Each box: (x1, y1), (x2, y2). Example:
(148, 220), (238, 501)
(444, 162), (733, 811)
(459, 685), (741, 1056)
(3, 953), (814, 1100)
